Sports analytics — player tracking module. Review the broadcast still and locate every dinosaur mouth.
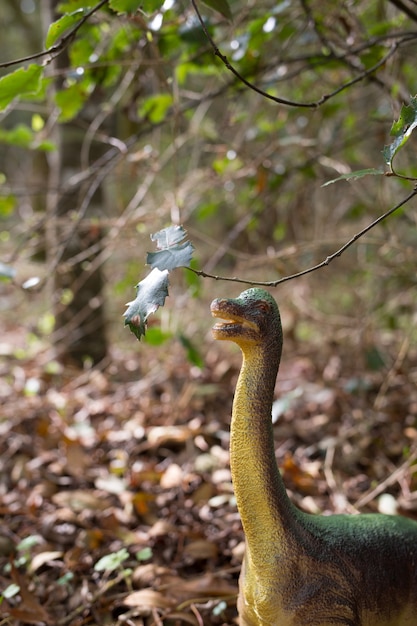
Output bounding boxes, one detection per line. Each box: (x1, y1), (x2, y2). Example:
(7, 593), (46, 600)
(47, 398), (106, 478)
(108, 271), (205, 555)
(210, 300), (257, 337)
(212, 316), (242, 331)
(211, 301), (241, 334)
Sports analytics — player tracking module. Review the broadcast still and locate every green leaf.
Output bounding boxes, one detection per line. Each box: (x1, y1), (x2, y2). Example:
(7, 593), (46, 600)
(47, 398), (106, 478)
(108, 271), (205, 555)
(55, 83), (88, 121)
(17, 535), (42, 553)
(109, 0), (143, 13)
(58, 1), (95, 10)
(322, 168), (384, 186)
(138, 93), (173, 124)
(124, 268), (169, 340)
(142, 0), (165, 11)
(94, 548), (129, 572)
(0, 125), (55, 152)
(151, 224), (188, 248)
(184, 258), (201, 297)
(36, 140), (56, 152)
(0, 124), (34, 148)
(109, 0), (163, 12)
(146, 225), (194, 271)
(136, 546), (153, 561)
(365, 346), (386, 371)
(179, 334), (203, 368)
(0, 65), (43, 111)
(383, 96), (417, 168)
(1, 584), (20, 600)
(0, 195), (16, 216)
(144, 327), (172, 345)
(202, 0), (232, 20)
(147, 243), (194, 271)
(45, 9), (88, 48)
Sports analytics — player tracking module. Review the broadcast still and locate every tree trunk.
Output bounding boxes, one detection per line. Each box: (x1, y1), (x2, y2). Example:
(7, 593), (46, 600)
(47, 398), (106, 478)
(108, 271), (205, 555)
(44, 0), (108, 367)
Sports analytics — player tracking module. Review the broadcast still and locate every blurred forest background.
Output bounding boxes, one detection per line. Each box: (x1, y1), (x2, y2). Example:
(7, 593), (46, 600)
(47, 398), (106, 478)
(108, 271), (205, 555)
(1, 0), (417, 624)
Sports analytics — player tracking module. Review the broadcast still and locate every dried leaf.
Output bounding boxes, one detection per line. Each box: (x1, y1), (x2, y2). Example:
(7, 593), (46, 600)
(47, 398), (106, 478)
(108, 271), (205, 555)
(123, 588), (176, 610)
(183, 539), (218, 561)
(147, 425), (194, 447)
(160, 463), (184, 488)
(28, 550), (63, 573)
(52, 489), (110, 512)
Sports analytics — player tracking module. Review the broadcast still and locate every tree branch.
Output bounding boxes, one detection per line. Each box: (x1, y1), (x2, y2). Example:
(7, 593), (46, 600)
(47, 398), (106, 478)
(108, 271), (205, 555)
(187, 185), (417, 287)
(0, 0), (109, 69)
(191, 0), (402, 109)
(388, 0), (417, 22)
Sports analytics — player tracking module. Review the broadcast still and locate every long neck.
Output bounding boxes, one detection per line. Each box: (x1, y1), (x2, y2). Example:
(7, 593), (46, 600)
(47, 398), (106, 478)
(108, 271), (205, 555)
(231, 337), (299, 570)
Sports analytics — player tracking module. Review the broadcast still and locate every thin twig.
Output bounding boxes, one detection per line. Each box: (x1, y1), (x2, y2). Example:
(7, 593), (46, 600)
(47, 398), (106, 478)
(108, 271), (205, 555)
(190, 603), (205, 626)
(187, 185), (417, 287)
(354, 448), (417, 510)
(56, 568), (131, 625)
(388, 0), (417, 22)
(324, 444), (358, 514)
(0, 0), (109, 70)
(373, 335), (411, 412)
(190, 0), (401, 109)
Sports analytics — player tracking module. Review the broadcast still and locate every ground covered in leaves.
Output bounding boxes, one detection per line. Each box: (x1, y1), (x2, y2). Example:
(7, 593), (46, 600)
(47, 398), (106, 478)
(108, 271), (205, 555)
(1, 324), (417, 626)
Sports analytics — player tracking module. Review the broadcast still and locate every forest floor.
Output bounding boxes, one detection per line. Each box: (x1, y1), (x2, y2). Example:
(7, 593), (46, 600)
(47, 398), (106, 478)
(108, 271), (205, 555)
(1, 321), (417, 626)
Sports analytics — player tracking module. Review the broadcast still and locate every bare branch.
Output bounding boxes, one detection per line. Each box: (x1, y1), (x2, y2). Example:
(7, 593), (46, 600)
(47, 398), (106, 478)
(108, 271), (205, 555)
(388, 0), (417, 22)
(187, 185), (417, 287)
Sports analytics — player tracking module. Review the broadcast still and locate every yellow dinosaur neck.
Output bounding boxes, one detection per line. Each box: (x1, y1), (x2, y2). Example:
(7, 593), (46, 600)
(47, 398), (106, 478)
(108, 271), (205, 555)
(231, 343), (306, 581)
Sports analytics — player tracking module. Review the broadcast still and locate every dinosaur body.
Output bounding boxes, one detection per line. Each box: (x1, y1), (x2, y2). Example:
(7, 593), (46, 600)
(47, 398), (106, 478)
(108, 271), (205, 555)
(211, 288), (417, 626)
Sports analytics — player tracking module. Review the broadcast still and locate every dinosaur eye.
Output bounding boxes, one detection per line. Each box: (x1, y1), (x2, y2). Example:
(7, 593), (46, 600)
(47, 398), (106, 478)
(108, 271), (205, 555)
(257, 301), (270, 313)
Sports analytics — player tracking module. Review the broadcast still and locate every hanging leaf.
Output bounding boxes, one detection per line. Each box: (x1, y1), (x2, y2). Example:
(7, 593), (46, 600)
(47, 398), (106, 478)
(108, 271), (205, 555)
(141, 0), (165, 11)
(151, 224), (188, 248)
(179, 333), (203, 368)
(138, 93), (173, 124)
(146, 225), (194, 271)
(45, 9), (89, 48)
(0, 124), (33, 148)
(0, 196), (16, 217)
(57, 1), (95, 10)
(0, 65), (43, 111)
(55, 83), (88, 121)
(124, 226), (195, 339)
(124, 268), (169, 340)
(322, 168), (384, 187)
(202, 0), (232, 21)
(109, 0), (144, 14)
(383, 96), (417, 169)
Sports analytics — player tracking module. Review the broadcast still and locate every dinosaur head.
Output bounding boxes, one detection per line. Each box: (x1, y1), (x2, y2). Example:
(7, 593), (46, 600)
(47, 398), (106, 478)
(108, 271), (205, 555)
(211, 288), (282, 349)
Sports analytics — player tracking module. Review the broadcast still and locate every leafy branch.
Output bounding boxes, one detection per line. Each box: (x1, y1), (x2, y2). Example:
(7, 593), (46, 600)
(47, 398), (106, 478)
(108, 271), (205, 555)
(0, 0), (111, 117)
(124, 226), (194, 340)
(383, 96), (417, 178)
(324, 95), (417, 185)
(124, 186), (417, 339)
(124, 92), (417, 340)
(191, 0), (401, 109)
(0, 0), (109, 71)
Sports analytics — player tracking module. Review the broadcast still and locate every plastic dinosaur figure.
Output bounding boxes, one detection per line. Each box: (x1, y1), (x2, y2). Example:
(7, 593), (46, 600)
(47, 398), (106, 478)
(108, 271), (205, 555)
(211, 288), (417, 626)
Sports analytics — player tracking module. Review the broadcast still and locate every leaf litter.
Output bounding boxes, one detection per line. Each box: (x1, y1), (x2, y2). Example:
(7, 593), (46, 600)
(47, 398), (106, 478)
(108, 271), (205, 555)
(0, 322), (417, 624)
